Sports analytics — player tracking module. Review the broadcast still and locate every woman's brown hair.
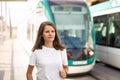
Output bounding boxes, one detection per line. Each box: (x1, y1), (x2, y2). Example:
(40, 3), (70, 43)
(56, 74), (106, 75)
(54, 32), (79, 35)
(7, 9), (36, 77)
(32, 21), (65, 52)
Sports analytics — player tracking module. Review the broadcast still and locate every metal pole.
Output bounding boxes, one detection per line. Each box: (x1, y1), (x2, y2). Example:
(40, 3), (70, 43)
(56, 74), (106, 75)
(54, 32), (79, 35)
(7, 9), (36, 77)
(1, 0), (2, 16)
(9, 8), (12, 38)
(0, 0), (3, 32)
(5, 0), (7, 21)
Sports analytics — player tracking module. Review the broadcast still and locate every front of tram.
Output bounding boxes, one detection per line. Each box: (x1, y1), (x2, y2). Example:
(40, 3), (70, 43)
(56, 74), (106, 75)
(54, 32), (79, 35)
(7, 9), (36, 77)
(48, 0), (95, 74)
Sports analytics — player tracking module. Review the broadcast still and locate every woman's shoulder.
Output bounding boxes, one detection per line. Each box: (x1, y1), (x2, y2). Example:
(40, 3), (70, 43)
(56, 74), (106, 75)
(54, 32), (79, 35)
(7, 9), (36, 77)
(61, 48), (67, 53)
(32, 49), (42, 54)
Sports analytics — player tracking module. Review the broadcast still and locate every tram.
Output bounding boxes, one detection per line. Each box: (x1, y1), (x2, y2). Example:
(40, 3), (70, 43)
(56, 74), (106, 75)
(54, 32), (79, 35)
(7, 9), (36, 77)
(26, 0), (96, 74)
(90, 0), (120, 68)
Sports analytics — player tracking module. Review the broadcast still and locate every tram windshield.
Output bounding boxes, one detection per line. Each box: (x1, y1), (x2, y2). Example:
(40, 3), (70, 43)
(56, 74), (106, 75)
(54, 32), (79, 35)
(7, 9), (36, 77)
(49, 1), (90, 49)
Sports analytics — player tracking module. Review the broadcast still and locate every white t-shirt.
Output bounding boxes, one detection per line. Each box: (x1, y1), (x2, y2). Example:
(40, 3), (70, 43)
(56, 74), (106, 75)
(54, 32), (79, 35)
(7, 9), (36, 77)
(29, 46), (68, 80)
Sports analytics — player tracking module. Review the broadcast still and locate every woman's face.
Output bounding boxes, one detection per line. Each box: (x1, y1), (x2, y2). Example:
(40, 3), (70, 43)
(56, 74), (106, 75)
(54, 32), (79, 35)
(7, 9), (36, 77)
(42, 25), (55, 43)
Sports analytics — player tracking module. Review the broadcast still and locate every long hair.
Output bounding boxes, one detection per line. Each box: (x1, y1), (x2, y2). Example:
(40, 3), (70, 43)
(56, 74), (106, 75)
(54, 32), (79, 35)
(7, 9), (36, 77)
(32, 21), (65, 52)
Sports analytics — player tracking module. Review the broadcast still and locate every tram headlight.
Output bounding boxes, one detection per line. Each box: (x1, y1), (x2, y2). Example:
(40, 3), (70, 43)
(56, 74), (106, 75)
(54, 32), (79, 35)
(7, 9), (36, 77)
(89, 50), (94, 56)
(88, 45), (94, 57)
(83, 45), (94, 57)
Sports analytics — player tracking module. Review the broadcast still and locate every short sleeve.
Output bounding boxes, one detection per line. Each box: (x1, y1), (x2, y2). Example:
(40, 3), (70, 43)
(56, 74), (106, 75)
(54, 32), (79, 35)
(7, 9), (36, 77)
(61, 49), (68, 66)
(29, 51), (37, 66)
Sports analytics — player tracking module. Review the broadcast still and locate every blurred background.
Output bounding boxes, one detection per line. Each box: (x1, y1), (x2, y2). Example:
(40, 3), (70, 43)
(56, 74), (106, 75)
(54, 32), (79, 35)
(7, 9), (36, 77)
(1, 0), (120, 80)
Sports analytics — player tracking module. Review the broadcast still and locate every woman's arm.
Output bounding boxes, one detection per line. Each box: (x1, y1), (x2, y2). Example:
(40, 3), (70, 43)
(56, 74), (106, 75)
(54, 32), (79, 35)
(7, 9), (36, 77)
(60, 49), (69, 78)
(63, 65), (69, 73)
(26, 65), (34, 80)
(59, 65), (69, 79)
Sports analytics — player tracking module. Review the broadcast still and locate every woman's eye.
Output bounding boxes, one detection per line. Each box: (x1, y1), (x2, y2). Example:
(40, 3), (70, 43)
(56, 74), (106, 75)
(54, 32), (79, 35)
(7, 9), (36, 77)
(44, 30), (55, 33)
(52, 30), (55, 33)
(44, 30), (49, 33)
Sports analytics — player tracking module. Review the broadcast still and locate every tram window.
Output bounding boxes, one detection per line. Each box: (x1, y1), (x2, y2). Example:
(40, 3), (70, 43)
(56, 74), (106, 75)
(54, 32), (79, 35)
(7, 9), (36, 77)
(94, 16), (107, 45)
(108, 21), (115, 46)
(114, 33), (120, 47)
(106, 12), (120, 47)
(113, 13), (120, 47)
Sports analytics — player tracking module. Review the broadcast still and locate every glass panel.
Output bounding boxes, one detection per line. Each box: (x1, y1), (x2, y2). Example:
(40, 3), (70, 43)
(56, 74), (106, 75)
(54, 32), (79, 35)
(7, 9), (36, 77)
(109, 13), (120, 47)
(50, 4), (89, 48)
(94, 15), (107, 45)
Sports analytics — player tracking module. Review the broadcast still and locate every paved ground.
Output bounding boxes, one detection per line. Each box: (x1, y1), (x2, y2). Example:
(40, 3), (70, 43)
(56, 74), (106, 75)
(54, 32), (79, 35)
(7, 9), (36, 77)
(0, 38), (31, 80)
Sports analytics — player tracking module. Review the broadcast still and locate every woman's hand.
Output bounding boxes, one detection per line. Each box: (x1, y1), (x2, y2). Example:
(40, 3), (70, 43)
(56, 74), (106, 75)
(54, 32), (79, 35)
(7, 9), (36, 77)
(59, 69), (67, 79)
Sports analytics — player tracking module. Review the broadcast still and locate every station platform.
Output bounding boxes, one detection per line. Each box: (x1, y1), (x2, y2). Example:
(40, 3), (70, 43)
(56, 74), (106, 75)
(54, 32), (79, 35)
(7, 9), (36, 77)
(0, 38), (33, 80)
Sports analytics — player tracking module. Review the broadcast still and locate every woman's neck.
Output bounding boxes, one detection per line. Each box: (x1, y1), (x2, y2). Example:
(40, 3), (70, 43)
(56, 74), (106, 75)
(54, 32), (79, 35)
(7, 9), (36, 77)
(44, 42), (53, 48)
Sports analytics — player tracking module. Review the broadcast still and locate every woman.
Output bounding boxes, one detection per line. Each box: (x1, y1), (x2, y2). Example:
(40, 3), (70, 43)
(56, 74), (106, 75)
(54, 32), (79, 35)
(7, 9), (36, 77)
(26, 21), (69, 80)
